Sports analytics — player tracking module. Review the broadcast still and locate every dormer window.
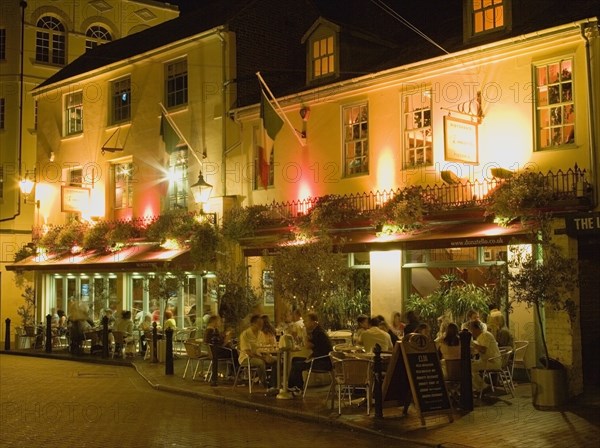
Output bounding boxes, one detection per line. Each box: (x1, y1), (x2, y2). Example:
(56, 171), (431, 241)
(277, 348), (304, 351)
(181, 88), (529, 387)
(312, 36), (335, 79)
(464, 0), (511, 42)
(303, 18), (340, 84)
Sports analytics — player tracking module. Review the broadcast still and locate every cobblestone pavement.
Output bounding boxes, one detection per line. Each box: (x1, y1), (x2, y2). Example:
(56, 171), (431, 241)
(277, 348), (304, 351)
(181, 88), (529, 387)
(0, 354), (426, 448)
(2, 349), (599, 448)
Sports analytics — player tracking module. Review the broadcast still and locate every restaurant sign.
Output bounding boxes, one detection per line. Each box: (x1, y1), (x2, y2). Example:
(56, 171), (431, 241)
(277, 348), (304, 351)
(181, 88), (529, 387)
(565, 212), (600, 236)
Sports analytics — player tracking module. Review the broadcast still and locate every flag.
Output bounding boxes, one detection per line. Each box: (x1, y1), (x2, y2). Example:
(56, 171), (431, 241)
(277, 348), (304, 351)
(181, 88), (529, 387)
(259, 90), (284, 188)
(160, 113), (185, 153)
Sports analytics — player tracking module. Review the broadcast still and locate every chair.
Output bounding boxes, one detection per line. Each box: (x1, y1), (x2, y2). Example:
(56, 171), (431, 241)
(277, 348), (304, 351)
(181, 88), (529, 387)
(444, 359), (462, 407)
(302, 354), (335, 398)
(112, 331), (126, 358)
(331, 357), (373, 415)
(232, 355), (260, 393)
(480, 349), (514, 398)
(511, 341), (530, 382)
(182, 341), (209, 379)
(206, 344), (238, 383)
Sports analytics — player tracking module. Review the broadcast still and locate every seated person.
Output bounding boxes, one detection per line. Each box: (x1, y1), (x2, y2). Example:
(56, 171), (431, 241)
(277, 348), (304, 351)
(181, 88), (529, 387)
(352, 314), (370, 345)
(288, 309), (306, 347)
(469, 320), (501, 393)
(239, 314), (278, 391)
(375, 314), (398, 346)
(437, 322), (461, 378)
(205, 315), (239, 369)
(258, 314), (277, 347)
(461, 309), (487, 332)
(288, 312), (333, 394)
(114, 310), (136, 358)
(358, 317), (393, 352)
(487, 310), (514, 349)
(415, 322), (431, 338)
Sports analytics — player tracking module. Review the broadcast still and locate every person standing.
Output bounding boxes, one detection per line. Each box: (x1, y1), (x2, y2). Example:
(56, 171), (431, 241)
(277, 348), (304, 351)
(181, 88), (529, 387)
(288, 312), (333, 394)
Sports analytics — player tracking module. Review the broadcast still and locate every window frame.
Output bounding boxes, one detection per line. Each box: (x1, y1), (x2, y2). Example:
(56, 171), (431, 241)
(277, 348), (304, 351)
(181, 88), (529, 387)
(165, 58), (188, 109)
(0, 28), (6, 61)
(35, 16), (66, 65)
(310, 34), (336, 80)
(110, 77), (131, 124)
(167, 148), (188, 210)
(112, 162), (134, 210)
(64, 91), (83, 136)
(85, 25), (112, 51)
(0, 97), (5, 130)
(533, 56), (575, 150)
(402, 89), (433, 169)
(464, 0), (511, 41)
(342, 102), (369, 177)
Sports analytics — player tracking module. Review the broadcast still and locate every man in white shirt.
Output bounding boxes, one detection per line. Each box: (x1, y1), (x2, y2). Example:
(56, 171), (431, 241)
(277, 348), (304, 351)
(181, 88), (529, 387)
(239, 314), (278, 391)
(359, 318), (393, 352)
(469, 320), (501, 393)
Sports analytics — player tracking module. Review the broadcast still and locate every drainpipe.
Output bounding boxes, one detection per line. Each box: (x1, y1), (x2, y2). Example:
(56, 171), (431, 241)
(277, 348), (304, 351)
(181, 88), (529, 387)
(218, 30), (228, 197)
(1, 1), (27, 222)
(580, 21), (598, 207)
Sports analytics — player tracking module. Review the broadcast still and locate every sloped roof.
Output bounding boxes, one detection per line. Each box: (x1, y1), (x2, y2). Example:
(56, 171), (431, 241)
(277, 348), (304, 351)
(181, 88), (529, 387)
(37, 0), (599, 106)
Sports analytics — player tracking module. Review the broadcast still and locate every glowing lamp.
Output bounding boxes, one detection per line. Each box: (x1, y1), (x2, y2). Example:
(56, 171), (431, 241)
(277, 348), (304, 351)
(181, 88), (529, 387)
(190, 171), (213, 209)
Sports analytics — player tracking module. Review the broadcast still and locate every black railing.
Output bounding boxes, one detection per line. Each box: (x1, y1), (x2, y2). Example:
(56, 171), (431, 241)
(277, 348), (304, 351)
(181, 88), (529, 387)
(264, 166), (591, 221)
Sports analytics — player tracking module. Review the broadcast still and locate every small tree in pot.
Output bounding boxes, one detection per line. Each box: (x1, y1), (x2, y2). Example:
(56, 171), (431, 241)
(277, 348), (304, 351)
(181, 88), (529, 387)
(507, 226), (578, 407)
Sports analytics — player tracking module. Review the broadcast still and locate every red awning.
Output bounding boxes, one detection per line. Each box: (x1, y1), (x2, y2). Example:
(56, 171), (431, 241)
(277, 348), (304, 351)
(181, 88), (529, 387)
(5, 244), (192, 272)
(242, 221), (530, 256)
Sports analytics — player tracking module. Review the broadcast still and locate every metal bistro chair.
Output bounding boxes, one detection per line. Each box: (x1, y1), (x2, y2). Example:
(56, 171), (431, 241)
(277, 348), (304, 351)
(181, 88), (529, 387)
(232, 355), (260, 393)
(207, 344), (238, 384)
(511, 340), (530, 382)
(182, 341), (210, 379)
(480, 349), (514, 398)
(111, 331), (126, 359)
(331, 357), (373, 415)
(302, 354), (335, 398)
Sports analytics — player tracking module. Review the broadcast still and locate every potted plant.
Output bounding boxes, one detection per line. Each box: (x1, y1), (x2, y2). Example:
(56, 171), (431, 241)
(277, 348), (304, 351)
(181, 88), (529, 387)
(507, 231), (578, 408)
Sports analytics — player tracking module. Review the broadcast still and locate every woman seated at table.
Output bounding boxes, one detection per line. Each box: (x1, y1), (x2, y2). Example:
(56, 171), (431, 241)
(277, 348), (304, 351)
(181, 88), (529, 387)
(163, 310), (177, 332)
(205, 315), (239, 368)
(114, 310), (136, 358)
(258, 314), (277, 347)
(437, 322), (461, 378)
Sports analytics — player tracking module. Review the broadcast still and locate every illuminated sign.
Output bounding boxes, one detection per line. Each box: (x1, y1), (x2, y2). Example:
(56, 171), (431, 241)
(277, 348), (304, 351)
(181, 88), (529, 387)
(61, 186), (90, 213)
(444, 116), (478, 164)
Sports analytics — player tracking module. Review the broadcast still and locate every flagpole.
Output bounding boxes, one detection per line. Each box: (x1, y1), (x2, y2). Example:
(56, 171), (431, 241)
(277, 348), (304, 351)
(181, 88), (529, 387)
(256, 72), (306, 147)
(158, 102), (203, 165)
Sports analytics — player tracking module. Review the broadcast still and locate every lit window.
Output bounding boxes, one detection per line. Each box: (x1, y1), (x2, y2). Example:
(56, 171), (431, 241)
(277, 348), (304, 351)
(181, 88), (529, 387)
(113, 162), (133, 209)
(312, 35), (335, 79)
(165, 59), (188, 108)
(343, 103), (368, 177)
(65, 91), (83, 135)
(85, 25), (112, 51)
(0, 98), (4, 130)
(535, 58), (575, 149)
(0, 166), (4, 200)
(111, 77), (131, 124)
(0, 29), (6, 60)
(168, 148), (188, 209)
(35, 16), (65, 65)
(402, 90), (432, 168)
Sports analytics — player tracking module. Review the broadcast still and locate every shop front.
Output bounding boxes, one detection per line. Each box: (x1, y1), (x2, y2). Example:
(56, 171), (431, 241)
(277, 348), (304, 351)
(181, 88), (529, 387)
(6, 244), (219, 331)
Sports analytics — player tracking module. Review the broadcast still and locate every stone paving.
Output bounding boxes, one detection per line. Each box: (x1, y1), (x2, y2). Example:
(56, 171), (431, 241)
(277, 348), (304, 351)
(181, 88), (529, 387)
(2, 347), (599, 448)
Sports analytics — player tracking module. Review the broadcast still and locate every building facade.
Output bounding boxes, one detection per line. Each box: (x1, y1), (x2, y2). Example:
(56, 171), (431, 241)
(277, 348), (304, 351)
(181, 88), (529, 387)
(5, 1), (600, 396)
(0, 0), (179, 336)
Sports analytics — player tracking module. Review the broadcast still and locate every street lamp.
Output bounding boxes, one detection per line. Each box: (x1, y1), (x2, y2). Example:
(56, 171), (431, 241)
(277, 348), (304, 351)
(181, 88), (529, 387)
(19, 169), (40, 208)
(190, 170), (213, 212)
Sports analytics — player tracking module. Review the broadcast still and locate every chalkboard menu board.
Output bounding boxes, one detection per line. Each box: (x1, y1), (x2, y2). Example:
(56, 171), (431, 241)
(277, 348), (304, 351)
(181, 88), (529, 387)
(383, 334), (453, 425)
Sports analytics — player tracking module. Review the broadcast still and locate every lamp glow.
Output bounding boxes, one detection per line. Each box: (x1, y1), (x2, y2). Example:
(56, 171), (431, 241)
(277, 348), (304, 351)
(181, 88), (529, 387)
(190, 171), (213, 207)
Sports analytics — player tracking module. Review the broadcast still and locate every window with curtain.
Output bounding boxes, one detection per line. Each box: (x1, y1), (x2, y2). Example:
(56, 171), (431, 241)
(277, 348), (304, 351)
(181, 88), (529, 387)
(111, 77), (131, 124)
(402, 89), (433, 168)
(113, 162), (134, 209)
(168, 148), (188, 209)
(535, 58), (575, 149)
(343, 103), (369, 177)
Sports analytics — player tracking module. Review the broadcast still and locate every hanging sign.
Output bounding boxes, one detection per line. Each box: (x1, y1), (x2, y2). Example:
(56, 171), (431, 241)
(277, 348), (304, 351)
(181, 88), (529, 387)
(444, 116), (478, 164)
